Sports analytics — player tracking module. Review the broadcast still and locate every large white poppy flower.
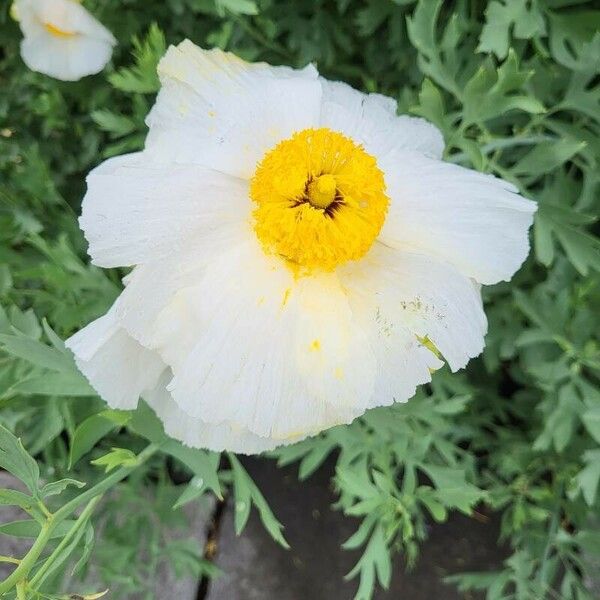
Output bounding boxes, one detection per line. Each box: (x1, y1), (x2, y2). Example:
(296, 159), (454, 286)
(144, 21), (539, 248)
(66, 41), (536, 453)
(14, 0), (116, 81)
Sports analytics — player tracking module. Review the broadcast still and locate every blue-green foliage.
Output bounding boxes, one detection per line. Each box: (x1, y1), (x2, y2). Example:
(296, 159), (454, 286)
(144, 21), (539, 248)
(0, 0), (599, 598)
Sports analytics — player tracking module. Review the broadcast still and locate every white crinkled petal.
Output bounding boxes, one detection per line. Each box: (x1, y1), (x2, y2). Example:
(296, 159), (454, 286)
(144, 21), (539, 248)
(16, 0), (115, 81)
(319, 79), (445, 159)
(79, 152), (250, 268)
(65, 305), (296, 453)
(159, 238), (377, 440)
(144, 371), (292, 454)
(64, 304), (165, 410)
(379, 150), (537, 285)
(144, 41), (323, 178)
(114, 223), (253, 348)
(340, 243), (487, 373)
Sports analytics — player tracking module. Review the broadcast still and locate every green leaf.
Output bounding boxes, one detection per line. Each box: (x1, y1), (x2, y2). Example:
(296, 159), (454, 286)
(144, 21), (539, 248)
(513, 139), (586, 177)
(534, 202), (600, 275)
(91, 110), (138, 140)
(0, 424), (39, 496)
(421, 465), (486, 513)
(462, 50), (544, 125)
(128, 401), (168, 444)
(342, 514), (377, 550)
(548, 11), (600, 71)
(573, 450), (600, 506)
(10, 371), (96, 397)
(478, 0), (546, 59)
(0, 333), (76, 373)
(69, 410), (132, 468)
(72, 523), (95, 576)
(534, 383), (583, 452)
(410, 78), (448, 134)
(0, 265), (12, 295)
(434, 395), (470, 415)
(109, 23), (166, 94)
(24, 400), (65, 457)
(345, 525), (392, 598)
(173, 476), (210, 509)
(0, 489), (43, 520)
(406, 0), (461, 97)
(41, 478), (86, 498)
(163, 442), (222, 499)
(582, 407), (600, 444)
(130, 402), (221, 498)
(216, 0), (259, 16)
(297, 442), (335, 480)
(91, 448), (138, 473)
(419, 490), (448, 522)
(228, 453), (288, 548)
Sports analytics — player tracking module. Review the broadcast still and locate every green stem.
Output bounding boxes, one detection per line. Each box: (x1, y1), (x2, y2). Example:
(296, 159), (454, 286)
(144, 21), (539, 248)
(29, 495), (102, 590)
(535, 480), (563, 596)
(0, 443), (160, 596)
(0, 520), (54, 597)
(15, 581), (26, 600)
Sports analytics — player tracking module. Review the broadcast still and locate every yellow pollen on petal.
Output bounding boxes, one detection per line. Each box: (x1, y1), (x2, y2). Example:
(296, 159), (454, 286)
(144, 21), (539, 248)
(310, 339), (321, 351)
(250, 128), (389, 273)
(43, 22), (78, 38)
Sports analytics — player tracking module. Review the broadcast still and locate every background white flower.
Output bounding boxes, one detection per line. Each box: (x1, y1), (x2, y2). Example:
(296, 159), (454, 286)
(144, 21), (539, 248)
(14, 0), (116, 81)
(67, 40), (536, 453)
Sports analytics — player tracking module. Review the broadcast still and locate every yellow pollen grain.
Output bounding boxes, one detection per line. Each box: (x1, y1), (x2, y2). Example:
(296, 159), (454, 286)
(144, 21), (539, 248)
(282, 288), (292, 307)
(250, 127), (389, 273)
(310, 339), (321, 351)
(334, 367), (344, 380)
(43, 22), (77, 37)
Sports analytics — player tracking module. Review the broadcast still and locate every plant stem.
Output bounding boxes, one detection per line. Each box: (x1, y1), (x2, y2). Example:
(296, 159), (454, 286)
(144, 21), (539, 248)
(535, 480), (563, 596)
(0, 443), (160, 596)
(29, 495), (102, 590)
(0, 520), (54, 597)
(15, 581), (26, 600)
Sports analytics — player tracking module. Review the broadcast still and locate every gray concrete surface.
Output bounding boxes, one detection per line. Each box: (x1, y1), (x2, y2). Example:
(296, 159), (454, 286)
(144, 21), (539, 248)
(207, 457), (507, 600)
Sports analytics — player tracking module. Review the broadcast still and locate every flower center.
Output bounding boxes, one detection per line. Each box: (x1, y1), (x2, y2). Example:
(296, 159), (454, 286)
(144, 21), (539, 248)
(307, 173), (337, 209)
(250, 128), (389, 273)
(43, 22), (77, 38)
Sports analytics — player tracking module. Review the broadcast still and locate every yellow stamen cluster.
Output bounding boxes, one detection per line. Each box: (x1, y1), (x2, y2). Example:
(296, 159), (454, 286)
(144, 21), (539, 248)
(250, 128), (389, 273)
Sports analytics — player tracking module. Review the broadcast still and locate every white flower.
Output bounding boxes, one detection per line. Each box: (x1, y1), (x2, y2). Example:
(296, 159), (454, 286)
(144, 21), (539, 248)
(66, 41), (536, 453)
(14, 0), (116, 81)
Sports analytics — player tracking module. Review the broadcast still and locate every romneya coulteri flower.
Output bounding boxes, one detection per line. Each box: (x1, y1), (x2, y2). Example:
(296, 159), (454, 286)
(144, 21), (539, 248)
(66, 41), (536, 453)
(13, 0), (116, 81)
